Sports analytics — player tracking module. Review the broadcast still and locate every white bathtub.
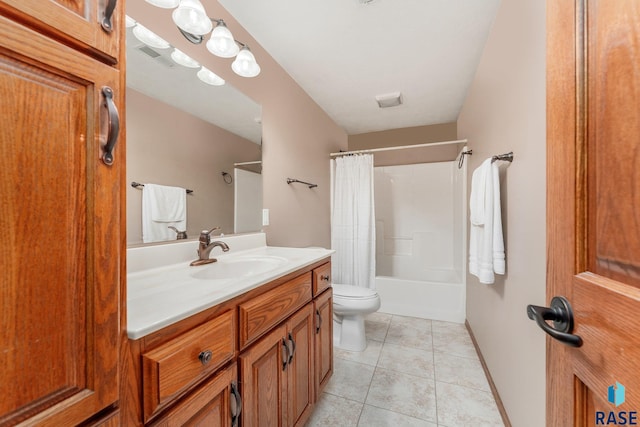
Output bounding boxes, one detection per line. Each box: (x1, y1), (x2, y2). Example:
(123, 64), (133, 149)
(375, 271), (465, 323)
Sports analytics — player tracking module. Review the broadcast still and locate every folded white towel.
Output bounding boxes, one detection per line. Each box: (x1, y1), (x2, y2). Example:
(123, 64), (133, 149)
(142, 183), (187, 243)
(469, 159), (505, 284)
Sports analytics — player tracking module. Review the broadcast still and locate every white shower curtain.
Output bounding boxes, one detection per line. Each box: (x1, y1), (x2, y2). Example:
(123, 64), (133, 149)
(331, 154), (376, 289)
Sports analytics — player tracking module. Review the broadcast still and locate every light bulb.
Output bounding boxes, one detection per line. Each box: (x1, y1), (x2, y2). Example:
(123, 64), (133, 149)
(172, 0), (213, 36)
(232, 46), (261, 78)
(197, 67), (225, 86)
(206, 21), (239, 58)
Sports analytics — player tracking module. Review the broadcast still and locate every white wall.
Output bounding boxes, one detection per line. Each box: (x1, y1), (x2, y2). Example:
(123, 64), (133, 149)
(457, 0), (547, 425)
(234, 168), (263, 234)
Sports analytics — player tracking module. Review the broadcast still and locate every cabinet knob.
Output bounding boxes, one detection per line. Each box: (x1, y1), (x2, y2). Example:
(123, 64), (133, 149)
(198, 350), (213, 366)
(320, 275), (330, 281)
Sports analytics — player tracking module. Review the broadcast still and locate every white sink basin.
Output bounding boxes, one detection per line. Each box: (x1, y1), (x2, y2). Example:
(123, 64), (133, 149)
(190, 255), (288, 280)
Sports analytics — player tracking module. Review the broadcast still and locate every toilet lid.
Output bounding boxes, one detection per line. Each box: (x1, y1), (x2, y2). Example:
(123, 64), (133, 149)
(332, 284), (378, 299)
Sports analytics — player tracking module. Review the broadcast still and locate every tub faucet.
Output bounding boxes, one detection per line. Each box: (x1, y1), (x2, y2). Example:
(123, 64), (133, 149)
(190, 227), (230, 266)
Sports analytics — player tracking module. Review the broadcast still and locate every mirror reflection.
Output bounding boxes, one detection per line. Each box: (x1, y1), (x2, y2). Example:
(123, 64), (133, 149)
(125, 18), (263, 246)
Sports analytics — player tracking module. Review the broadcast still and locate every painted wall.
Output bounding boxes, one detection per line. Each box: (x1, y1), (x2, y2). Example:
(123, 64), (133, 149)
(126, 88), (261, 244)
(456, 0), (546, 426)
(348, 122), (459, 166)
(127, 1), (348, 249)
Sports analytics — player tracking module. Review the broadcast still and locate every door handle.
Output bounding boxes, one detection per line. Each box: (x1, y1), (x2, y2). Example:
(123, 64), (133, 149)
(102, 0), (117, 32)
(527, 296), (583, 347)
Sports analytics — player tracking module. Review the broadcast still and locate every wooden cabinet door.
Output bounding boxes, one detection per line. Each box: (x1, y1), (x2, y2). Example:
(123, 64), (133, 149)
(151, 363), (238, 427)
(285, 305), (314, 427)
(0, 0), (120, 62)
(546, 0), (640, 424)
(314, 289), (333, 397)
(0, 14), (121, 426)
(240, 324), (288, 427)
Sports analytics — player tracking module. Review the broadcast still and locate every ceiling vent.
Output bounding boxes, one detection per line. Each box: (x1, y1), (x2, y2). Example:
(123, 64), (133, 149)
(375, 92), (403, 108)
(137, 45), (175, 68)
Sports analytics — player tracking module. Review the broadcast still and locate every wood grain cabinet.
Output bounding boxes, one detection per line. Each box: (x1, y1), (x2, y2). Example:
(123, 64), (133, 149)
(0, 0), (121, 62)
(124, 261), (333, 427)
(0, 1), (124, 425)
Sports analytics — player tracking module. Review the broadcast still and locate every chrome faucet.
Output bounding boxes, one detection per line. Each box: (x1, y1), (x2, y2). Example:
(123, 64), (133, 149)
(190, 227), (230, 266)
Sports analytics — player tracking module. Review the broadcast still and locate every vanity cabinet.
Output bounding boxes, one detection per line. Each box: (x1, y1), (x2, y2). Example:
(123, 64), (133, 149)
(239, 305), (314, 427)
(123, 260), (333, 427)
(313, 289), (333, 396)
(0, 1), (124, 425)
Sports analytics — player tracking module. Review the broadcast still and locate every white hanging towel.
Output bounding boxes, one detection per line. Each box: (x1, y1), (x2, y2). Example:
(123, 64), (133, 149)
(469, 158), (505, 284)
(142, 183), (187, 243)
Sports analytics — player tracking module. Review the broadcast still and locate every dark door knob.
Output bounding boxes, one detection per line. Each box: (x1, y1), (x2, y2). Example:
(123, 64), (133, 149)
(527, 296), (583, 347)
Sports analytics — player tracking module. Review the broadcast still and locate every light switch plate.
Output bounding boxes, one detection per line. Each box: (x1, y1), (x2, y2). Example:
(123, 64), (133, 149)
(262, 208), (269, 226)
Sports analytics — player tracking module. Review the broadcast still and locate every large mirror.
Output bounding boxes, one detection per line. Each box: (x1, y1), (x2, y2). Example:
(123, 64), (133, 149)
(125, 17), (263, 246)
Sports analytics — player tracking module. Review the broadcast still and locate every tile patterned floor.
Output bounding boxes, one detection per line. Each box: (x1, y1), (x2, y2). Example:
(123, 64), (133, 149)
(306, 313), (504, 427)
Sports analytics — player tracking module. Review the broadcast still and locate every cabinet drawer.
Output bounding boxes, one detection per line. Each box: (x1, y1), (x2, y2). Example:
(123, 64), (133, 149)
(239, 273), (312, 349)
(312, 263), (332, 295)
(142, 310), (236, 421)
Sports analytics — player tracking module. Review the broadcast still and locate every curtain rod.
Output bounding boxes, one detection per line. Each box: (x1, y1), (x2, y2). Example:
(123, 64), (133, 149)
(329, 139), (468, 157)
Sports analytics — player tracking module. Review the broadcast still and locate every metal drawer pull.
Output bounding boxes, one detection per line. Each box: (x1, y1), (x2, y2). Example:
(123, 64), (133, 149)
(316, 309), (322, 334)
(320, 275), (330, 281)
(102, 0), (117, 32)
(198, 349), (213, 366)
(287, 333), (296, 365)
(282, 338), (289, 370)
(230, 381), (242, 427)
(101, 86), (120, 165)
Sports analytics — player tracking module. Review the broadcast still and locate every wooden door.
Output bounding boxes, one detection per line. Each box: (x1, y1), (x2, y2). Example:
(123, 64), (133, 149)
(286, 305), (314, 427)
(314, 289), (333, 397)
(0, 0), (120, 63)
(0, 14), (121, 426)
(239, 324), (288, 427)
(546, 0), (640, 424)
(151, 363), (238, 427)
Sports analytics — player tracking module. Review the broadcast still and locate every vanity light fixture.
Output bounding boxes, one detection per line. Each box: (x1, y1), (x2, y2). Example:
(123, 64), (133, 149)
(197, 66), (225, 86)
(132, 23), (171, 49)
(171, 48), (200, 68)
(125, 15), (137, 28)
(146, 0), (261, 77)
(232, 45), (261, 78)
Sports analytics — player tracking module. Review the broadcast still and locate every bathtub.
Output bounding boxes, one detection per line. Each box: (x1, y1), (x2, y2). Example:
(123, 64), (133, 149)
(375, 269), (465, 323)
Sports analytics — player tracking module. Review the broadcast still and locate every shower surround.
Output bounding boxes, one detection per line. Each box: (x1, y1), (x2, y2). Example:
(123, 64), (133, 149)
(374, 160), (466, 323)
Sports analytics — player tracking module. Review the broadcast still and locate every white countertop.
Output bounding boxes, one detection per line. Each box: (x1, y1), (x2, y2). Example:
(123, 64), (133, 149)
(127, 244), (333, 339)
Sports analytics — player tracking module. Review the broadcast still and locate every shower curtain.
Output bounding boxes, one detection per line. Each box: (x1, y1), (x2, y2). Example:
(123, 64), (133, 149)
(331, 154), (376, 289)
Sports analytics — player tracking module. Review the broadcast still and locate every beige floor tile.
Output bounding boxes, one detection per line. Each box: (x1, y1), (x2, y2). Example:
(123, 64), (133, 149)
(365, 318), (390, 342)
(305, 393), (363, 427)
(365, 367), (437, 423)
(384, 315), (433, 352)
(436, 381), (504, 427)
(377, 342), (435, 379)
(357, 405), (438, 427)
(334, 339), (383, 366)
(431, 321), (478, 359)
(434, 351), (490, 391)
(325, 358), (375, 403)
(365, 311), (393, 324)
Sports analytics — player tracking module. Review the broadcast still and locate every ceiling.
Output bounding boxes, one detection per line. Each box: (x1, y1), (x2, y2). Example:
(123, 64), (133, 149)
(218, 0), (501, 135)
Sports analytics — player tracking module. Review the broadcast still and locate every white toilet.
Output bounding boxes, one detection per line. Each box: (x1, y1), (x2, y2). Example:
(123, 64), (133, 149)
(332, 284), (381, 352)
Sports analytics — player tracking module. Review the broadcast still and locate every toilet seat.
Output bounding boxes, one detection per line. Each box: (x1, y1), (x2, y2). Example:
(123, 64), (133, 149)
(332, 284), (378, 300)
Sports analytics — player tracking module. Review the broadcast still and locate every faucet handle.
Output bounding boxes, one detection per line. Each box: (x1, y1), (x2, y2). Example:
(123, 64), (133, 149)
(202, 226), (221, 236)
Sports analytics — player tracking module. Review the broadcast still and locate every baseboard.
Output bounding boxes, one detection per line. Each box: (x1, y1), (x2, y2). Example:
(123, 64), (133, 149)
(465, 320), (512, 427)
